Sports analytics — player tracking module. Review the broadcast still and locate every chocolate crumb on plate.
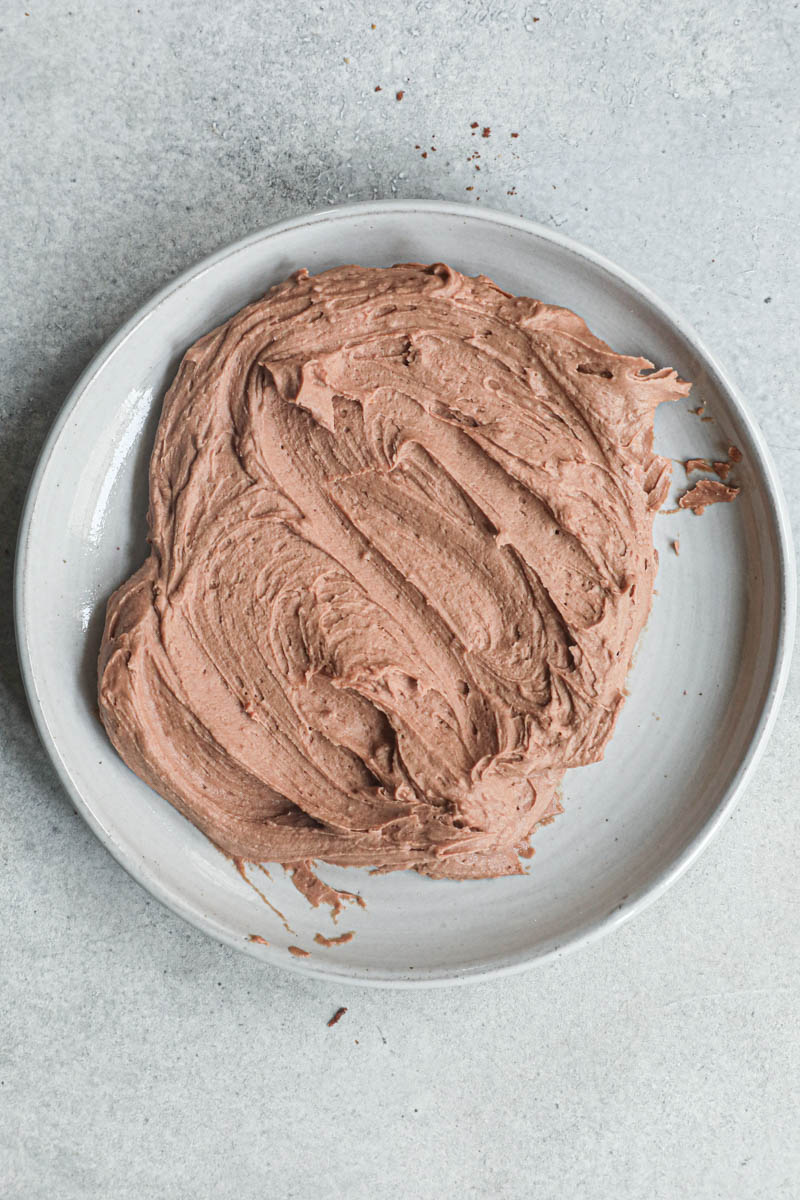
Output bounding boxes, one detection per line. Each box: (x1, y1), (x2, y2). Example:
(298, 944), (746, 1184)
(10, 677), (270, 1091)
(314, 931), (356, 947)
(678, 479), (740, 516)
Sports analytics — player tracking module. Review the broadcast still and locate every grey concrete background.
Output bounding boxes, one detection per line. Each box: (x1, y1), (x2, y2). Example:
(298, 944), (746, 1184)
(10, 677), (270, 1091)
(2, 1), (798, 1197)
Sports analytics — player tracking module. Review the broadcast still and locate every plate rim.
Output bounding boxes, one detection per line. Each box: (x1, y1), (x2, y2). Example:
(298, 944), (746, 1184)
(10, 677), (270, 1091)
(14, 198), (797, 988)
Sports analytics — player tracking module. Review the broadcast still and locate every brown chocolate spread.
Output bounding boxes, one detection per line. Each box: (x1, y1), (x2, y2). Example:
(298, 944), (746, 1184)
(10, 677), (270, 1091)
(98, 264), (689, 880)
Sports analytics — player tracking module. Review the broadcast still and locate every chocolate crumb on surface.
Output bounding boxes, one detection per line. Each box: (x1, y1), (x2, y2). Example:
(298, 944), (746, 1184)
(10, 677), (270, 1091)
(678, 480), (740, 514)
(247, 934), (269, 945)
(729, 444), (743, 462)
(713, 460), (732, 480)
(288, 945), (310, 958)
(327, 1006), (348, 1027)
(374, 85), (382, 91)
(395, 90), (404, 101)
(673, 539), (680, 556)
(685, 458), (712, 474)
(470, 121), (478, 128)
(482, 126), (491, 137)
(314, 931), (356, 947)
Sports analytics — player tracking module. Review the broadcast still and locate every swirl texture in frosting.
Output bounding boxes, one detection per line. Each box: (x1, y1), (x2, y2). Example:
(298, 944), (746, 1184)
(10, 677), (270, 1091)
(98, 263), (690, 879)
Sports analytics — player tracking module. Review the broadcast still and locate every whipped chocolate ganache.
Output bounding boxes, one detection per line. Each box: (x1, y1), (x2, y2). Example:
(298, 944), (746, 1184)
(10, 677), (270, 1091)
(98, 263), (689, 880)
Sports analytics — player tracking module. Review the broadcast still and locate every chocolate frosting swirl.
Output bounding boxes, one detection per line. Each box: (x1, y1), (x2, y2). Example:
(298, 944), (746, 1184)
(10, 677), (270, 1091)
(98, 263), (689, 878)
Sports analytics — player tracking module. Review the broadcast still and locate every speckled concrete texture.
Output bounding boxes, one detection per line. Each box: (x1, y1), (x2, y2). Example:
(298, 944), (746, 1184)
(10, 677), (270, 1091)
(2, 2), (798, 1197)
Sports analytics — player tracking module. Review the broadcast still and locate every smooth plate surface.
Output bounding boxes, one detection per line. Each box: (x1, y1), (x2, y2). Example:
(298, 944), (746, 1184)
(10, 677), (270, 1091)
(15, 201), (795, 986)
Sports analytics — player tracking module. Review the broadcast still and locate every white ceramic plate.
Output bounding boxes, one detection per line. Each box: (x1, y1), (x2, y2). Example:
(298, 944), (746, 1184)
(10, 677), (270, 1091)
(16, 201), (795, 987)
